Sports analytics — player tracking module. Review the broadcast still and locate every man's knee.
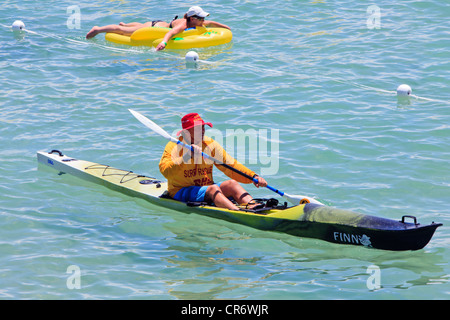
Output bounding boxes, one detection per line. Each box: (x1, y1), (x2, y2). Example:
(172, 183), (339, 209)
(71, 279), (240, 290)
(207, 184), (221, 192)
(220, 180), (251, 203)
(205, 184), (222, 201)
(220, 179), (239, 190)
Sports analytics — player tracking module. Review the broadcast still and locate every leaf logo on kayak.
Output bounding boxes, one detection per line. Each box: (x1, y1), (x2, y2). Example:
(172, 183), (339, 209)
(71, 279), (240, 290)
(360, 234), (372, 247)
(333, 232), (372, 247)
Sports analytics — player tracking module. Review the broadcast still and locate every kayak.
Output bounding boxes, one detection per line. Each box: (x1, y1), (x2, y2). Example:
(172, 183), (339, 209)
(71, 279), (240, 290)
(105, 26), (232, 49)
(37, 150), (442, 251)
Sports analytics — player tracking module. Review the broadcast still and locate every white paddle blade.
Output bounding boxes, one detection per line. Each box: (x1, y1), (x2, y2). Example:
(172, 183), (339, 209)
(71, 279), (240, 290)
(283, 193), (324, 205)
(129, 109), (177, 143)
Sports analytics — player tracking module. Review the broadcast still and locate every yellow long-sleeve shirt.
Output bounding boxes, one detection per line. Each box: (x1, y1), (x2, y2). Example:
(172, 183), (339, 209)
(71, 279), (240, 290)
(159, 135), (256, 198)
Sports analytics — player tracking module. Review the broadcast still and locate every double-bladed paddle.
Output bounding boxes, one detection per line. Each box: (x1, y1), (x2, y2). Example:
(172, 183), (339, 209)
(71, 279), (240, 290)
(129, 109), (322, 205)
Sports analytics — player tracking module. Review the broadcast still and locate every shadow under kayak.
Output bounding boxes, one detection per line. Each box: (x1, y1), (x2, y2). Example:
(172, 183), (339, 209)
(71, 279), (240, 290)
(37, 150), (442, 251)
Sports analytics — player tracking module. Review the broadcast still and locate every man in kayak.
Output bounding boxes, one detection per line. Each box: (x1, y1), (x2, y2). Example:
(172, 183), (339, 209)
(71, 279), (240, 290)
(86, 6), (230, 51)
(159, 113), (267, 211)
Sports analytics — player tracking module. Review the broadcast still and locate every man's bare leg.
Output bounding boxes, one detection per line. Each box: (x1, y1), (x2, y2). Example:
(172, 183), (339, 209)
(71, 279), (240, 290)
(205, 184), (239, 210)
(219, 180), (253, 205)
(205, 180), (256, 210)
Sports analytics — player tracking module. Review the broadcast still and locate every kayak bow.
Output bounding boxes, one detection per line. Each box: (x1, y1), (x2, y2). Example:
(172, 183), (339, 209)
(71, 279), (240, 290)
(37, 150), (442, 251)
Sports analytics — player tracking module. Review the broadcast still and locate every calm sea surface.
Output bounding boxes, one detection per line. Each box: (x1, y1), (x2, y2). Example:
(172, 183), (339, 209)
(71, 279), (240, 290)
(1, 0), (449, 300)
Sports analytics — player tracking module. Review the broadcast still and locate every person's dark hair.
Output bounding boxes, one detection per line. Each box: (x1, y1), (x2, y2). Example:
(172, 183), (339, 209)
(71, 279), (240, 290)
(183, 14), (196, 28)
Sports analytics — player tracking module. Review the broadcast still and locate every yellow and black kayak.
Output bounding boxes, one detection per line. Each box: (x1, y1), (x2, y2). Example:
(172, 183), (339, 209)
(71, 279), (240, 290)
(37, 150), (441, 251)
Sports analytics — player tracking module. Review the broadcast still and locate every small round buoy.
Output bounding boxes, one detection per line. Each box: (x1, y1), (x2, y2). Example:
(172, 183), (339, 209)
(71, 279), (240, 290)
(397, 84), (412, 97)
(185, 51), (199, 63)
(12, 20), (25, 31)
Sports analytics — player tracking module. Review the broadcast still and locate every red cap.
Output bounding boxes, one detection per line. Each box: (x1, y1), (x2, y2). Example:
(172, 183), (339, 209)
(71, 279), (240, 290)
(177, 113), (212, 135)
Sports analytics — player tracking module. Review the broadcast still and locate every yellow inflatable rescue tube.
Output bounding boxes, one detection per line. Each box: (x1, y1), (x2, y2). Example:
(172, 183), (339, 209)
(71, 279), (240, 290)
(105, 26), (232, 49)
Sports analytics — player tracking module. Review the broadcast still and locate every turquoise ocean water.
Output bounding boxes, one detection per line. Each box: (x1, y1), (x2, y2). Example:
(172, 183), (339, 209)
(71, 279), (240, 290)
(1, 0), (449, 300)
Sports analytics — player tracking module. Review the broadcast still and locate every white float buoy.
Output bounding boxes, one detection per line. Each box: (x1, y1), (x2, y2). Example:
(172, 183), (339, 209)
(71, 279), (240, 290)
(12, 20), (26, 31)
(397, 84), (412, 97)
(185, 51), (199, 63)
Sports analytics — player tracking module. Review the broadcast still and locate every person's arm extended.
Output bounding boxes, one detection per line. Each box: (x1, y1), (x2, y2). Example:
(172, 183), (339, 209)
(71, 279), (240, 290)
(155, 23), (186, 51)
(204, 20), (231, 30)
(205, 140), (255, 184)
